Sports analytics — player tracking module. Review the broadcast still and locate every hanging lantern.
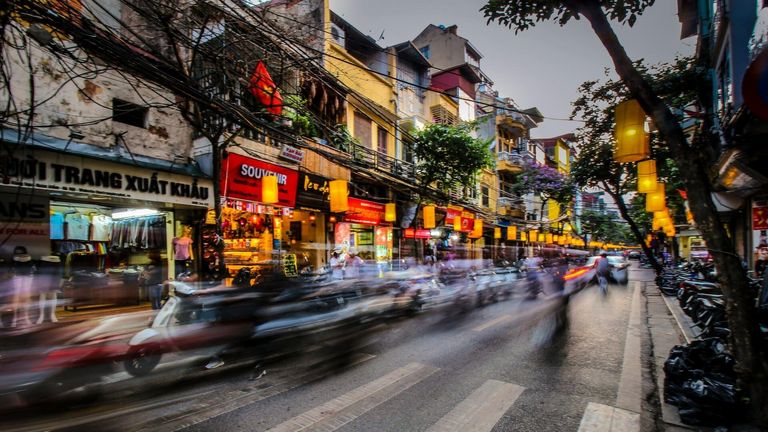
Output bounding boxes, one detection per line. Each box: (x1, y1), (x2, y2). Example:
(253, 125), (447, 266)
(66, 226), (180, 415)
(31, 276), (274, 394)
(494, 228), (501, 239)
(454, 216), (462, 231)
(545, 233), (553, 244)
(637, 160), (657, 193)
(520, 232), (527, 242)
(507, 225), (517, 241)
(652, 218), (663, 231)
(262, 175), (279, 204)
(329, 180), (349, 213)
(528, 229), (538, 242)
(423, 205), (436, 229)
(645, 182), (666, 213)
(537, 233), (545, 243)
(614, 99), (649, 163)
(385, 203), (396, 222)
(471, 219), (483, 238)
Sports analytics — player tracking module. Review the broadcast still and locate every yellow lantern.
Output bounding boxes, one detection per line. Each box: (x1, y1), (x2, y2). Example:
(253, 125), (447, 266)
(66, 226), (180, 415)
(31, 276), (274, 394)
(507, 225), (517, 241)
(261, 175), (279, 204)
(454, 216), (462, 231)
(637, 160), (657, 193)
(329, 180), (349, 213)
(494, 228), (501, 239)
(537, 233), (545, 243)
(423, 205), (436, 229)
(520, 232), (528, 242)
(614, 99), (650, 163)
(546, 233), (553, 244)
(529, 229), (538, 241)
(646, 182), (666, 213)
(471, 219), (483, 238)
(385, 203), (396, 222)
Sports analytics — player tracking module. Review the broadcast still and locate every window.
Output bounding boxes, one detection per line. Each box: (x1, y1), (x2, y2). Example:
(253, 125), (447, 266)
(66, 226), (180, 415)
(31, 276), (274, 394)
(112, 99), (148, 128)
(403, 140), (414, 163)
(353, 112), (372, 148)
(377, 126), (388, 154)
(717, 50), (732, 117)
(419, 45), (430, 59)
(481, 186), (489, 207)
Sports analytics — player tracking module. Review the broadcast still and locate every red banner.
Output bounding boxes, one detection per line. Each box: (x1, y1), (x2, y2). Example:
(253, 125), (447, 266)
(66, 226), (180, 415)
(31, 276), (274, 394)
(404, 228), (432, 239)
(221, 153), (298, 207)
(344, 198), (386, 225)
(754, 207), (768, 230)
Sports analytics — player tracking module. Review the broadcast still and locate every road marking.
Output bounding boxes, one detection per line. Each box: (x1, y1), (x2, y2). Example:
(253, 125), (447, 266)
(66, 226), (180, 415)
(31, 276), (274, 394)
(577, 402), (640, 432)
(425, 379), (525, 432)
(472, 314), (512, 332)
(616, 282), (643, 413)
(266, 362), (439, 432)
(132, 353), (377, 432)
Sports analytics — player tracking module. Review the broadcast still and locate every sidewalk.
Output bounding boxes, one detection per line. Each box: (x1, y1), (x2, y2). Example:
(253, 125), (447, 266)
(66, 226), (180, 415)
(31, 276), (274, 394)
(641, 270), (693, 431)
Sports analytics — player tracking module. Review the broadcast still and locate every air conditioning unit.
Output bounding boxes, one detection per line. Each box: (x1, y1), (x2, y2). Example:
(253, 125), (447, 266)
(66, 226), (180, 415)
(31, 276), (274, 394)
(330, 23), (345, 46)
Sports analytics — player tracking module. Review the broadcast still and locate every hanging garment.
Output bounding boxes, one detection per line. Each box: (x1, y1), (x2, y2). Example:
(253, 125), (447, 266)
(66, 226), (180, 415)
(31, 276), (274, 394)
(91, 214), (112, 241)
(65, 213), (90, 240)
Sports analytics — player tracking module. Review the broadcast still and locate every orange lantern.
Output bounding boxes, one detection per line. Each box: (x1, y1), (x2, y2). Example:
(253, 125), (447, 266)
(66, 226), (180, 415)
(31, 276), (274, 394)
(385, 203), (396, 222)
(329, 180), (349, 212)
(471, 219), (483, 238)
(645, 182), (666, 213)
(261, 175), (279, 204)
(494, 228), (501, 239)
(423, 205), (436, 229)
(614, 99), (650, 163)
(637, 159), (657, 193)
(507, 225), (517, 241)
(454, 216), (462, 231)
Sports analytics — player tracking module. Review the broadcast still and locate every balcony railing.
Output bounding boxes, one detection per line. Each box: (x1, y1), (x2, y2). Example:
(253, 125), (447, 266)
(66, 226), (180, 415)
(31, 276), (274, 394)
(497, 197), (525, 217)
(496, 151), (529, 173)
(325, 139), (417, 181)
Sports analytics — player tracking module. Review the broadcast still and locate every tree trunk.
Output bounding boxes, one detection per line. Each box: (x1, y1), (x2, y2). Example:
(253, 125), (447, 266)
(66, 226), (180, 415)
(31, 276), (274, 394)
(602, 182), (663, 274)
(579, 1), (768, 425)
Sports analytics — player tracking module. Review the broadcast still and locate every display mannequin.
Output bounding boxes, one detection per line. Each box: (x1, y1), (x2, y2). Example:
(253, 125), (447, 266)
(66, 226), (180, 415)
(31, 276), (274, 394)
(11, 246), (34, 327)
(36, 255), (62, 324)
(172, 226), (194, 277)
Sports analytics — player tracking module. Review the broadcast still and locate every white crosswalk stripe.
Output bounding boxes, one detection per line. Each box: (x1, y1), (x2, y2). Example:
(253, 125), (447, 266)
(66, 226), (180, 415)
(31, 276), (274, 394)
(577, 402), (640, 432)
(425, 379), (525, 432)
(266, 362), (439, 432)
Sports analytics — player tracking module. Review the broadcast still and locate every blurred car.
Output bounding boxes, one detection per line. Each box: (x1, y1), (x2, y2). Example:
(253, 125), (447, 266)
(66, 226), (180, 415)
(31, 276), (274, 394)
(628, 250), (641, 260)
(563, 263), (597, 293)
(0, 312), (149, 405)
(585, 255), (631, 285)
(690, 246), (712, 261)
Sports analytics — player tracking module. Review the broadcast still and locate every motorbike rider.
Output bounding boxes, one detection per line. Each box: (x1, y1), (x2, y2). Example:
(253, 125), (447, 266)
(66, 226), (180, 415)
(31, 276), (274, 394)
(596, 252), (612, 294)
(524, 253), (544, 299)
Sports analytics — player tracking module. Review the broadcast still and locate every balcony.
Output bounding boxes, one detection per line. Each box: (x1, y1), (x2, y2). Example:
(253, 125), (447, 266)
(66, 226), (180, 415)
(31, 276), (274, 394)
(497, 197), (525, 218)
(496, 151), (526, 174)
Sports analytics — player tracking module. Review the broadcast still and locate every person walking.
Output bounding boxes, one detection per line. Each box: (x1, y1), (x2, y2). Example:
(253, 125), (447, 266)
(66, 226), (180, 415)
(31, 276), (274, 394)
(596, 252), (612, 294)
(330, 250), (344, 280)
(142, 249), (165, 310)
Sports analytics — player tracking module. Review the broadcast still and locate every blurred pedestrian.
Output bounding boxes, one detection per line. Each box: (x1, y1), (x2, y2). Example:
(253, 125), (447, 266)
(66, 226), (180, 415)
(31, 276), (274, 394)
(596, 252), (612, 294)
(345, 249), (363, 279)
(142, 249), (165, 310)
(330, 250), (344, 280)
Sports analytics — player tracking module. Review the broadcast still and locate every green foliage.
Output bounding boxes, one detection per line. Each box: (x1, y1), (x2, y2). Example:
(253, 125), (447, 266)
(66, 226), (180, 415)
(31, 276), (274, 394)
(283, 95), (318, 138)
(481, 0), (656, 33)
(412, 123), (495, 193)
(580, 209), (634, 244)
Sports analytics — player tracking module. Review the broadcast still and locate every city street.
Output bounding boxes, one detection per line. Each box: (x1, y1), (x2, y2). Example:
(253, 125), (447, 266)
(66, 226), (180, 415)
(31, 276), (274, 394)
(1, 268), (651, 432)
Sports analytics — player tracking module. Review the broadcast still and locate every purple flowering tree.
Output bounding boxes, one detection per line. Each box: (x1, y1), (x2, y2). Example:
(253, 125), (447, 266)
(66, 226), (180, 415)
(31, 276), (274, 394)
(512, 162), (576, 219)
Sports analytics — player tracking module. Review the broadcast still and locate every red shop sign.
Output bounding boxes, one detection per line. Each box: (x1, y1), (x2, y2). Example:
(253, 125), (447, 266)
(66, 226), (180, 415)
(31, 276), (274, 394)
(404, 228), (432, 239)
(221, 153), (298, 207)
(754, 207), (768, 230)
(344, 198), (386, 225)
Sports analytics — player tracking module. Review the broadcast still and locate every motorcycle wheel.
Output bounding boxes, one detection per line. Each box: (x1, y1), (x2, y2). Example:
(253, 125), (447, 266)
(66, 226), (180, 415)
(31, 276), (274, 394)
(124, 345), (162, 377)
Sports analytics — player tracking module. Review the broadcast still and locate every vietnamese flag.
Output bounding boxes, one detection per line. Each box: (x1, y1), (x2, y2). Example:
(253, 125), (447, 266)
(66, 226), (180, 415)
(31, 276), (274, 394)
(248, 61), (283, 116)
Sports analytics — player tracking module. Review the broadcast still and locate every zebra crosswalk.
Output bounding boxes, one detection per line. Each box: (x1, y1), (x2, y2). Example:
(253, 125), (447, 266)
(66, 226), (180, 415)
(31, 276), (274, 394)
(258, 361), (639, 432)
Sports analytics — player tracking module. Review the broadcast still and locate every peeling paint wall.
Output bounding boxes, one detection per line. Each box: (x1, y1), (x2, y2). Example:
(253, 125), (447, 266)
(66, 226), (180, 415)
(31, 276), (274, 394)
(1, 30), (195, 164)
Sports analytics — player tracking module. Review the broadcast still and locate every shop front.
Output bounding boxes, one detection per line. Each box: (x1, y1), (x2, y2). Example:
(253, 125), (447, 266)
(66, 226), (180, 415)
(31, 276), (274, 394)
(334, 197), (393, 273)
(219, 152), (302, 280)
(0, 147), (212, 318)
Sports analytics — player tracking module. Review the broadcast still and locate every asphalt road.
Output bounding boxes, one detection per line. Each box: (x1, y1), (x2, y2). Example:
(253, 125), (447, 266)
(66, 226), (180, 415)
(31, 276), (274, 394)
(2, 269), (648, 432)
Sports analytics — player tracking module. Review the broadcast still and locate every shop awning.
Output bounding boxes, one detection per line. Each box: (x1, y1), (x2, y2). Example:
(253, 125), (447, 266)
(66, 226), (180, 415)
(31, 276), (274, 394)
(1, 128), (210, 178)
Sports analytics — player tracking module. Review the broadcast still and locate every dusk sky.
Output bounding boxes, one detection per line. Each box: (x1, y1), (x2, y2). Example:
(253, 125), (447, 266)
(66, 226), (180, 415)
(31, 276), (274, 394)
(330, 0), (694, 139)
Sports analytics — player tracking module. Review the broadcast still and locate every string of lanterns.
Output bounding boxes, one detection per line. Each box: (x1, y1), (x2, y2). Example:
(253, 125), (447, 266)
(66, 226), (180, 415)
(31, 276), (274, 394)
(613, 99), (677, 243)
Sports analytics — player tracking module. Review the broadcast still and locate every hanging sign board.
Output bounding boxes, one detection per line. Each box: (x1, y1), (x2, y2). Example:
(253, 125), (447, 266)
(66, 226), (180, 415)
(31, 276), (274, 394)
(222, 153), (298, 207)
